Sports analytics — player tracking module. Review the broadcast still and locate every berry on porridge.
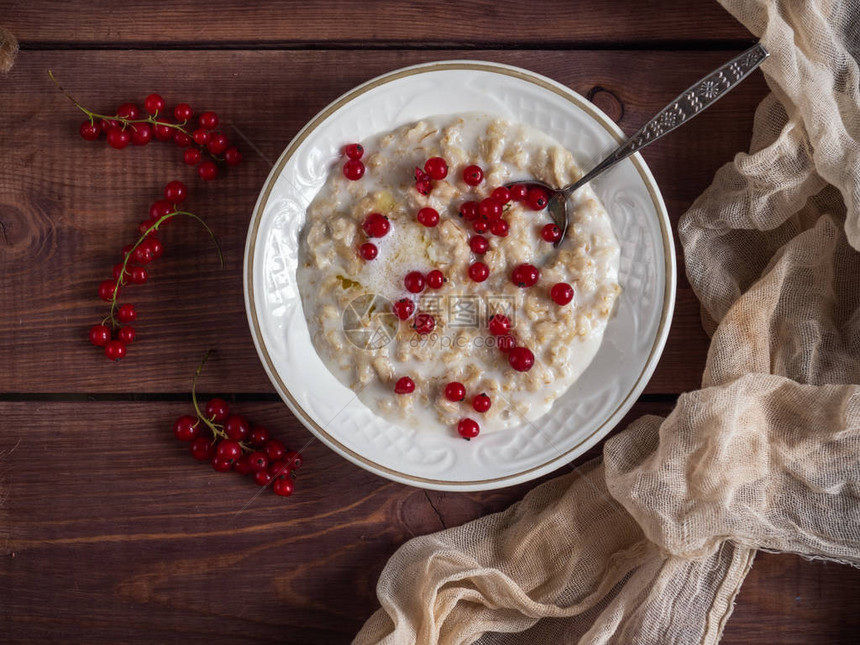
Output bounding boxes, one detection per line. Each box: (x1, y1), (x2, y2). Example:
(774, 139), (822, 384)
(297, 114), (621, 436)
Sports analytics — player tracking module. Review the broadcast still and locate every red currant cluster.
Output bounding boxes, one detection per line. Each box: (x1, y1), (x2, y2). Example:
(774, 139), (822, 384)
(173, 354), (304, 496)
(88, 181), (221, 361)
(52, 73), (242, 181)
(341, 146), (578, 439)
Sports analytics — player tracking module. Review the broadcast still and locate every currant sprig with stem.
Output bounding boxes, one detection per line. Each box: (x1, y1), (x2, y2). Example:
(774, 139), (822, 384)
(104, 208), (223, 329)
(49, 70), (192, 135)
(189, 350), (250, 452)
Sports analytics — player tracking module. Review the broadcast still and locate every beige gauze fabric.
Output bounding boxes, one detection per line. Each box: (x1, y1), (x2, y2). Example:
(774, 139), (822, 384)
(354, 1), (860, 643)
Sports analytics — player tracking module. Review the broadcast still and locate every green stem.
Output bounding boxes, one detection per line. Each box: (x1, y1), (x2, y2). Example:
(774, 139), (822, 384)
(106, 209), (224, 328)
(49, 70), (192, 134)
(190, 351), (251, 452)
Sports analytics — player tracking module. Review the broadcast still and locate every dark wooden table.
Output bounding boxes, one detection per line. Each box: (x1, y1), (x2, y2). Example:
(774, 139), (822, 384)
(1, 2), (858, 643)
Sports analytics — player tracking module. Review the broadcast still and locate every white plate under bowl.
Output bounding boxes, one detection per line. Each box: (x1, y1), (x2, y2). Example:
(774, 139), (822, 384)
(244, 60), (675, 492)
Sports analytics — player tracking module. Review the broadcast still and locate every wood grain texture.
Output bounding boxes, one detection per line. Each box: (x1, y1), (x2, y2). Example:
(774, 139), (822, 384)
(2, 401), (857, 644)
(3, 0), (752, 47)
(0, 49), (767, 394)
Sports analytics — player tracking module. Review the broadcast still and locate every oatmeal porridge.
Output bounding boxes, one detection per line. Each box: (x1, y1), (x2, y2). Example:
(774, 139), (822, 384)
(297, 114), (621, 437)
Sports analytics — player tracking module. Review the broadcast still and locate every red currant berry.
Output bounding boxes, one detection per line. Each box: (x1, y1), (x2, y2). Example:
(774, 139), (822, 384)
(363, 213), (390, 238)
(117, 326), (136, 345)
(472, 393), (491, 413)
(89, 324), (111, 347)
(117, 304), (136, 323)
(478, 198), (502, 221)
(394, 376), (415, 394)
(359, 242), (378, 260)
(273, 477), (294, 497)
(173, 131), (192, 148)
(99, 119), (119, 133)
(343, 159), (365, 180)
(192, 127), (210, 146)
(285, 451), (304, 470)
(492, 186), (512, 204)
(416, 207), (440, 227)
(510, 183), (528, 201)
(224, 146), (243, 166)
(404, 271), (425, 293)
(224, 414), (250, 441)
(79, 121), (100, 141)
(121, 244), (134, 258)
(541, 223), (561, 243)
(488, 314), (510, 336)
(190, 436), (214, 461)
(198, 161), (218, 181)
(173, 103), (193, 123)
(249, 426), (270, 448)
(268, 460), (290, 479)
(457, 418), (480, 439)
(113, 263), (128, 283)
(444, 381), (466, 402)
(490, 219), (509, 237)
(424, 157), (448, 180)
(254, 469), (274, 486)
(234, 457), (254, 476)
(459, 201), (479, 221)
(413, 313), (436, 335)
(497, 334), (517, 353)
(216, 439), (242, 462)
(344, 143), (364, 160)
(129, 266), (148, 285)
(211, 457), (232, 473)
(472, 219), (489, 234)
(462, 165), (484, 186)
(248, 451), (269, 472)
(183, 148), (202, 165)
(130, 123), (152, 146)
(526, 187), (549, 210)
(153, 121), (173, 141)
(469, 235), (489, 254)
(162, 181), (186, 204)
(150, 199), (173, 219)
(144, 93), (165, 115)
(104, 340), (126, 361)
(426, 269), (445, 289)
(149, 237), (164, 260)
(132, 243), (154, 265)
(393, 298), (415, 320)
(511, 264), (540, 288)
(265, 439), (287, 462)
(551, 282), (575, 306)
(205, 398), (230, 423)
(173, 415), (200, 441)
(106, 127), (131, 150)
(138, 219), (156, 236)
(116, 103), (140, 119)
(415, 178), (431, 195)
(198, 111), (219, 130)
(508, 346), (535, 372)
(468, 262), (489, 282)
(98, 280), (118, 302)
(207, 132), (229, 155)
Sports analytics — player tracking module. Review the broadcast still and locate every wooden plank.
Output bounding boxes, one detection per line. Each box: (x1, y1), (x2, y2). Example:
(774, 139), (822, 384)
(1, 401), (857, 643)
(4, 0), (752, 47)
(0, 49), (766, 394)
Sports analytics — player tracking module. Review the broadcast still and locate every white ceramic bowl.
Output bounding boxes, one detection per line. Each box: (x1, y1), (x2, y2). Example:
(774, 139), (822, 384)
(244, 60), (675, 491)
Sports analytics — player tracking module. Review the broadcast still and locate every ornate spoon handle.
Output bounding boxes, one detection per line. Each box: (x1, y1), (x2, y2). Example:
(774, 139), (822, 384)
(563, 42), (769, 195)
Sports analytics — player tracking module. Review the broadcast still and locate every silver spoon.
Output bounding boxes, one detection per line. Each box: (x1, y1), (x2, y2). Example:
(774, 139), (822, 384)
(514, 42), (769, 246)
